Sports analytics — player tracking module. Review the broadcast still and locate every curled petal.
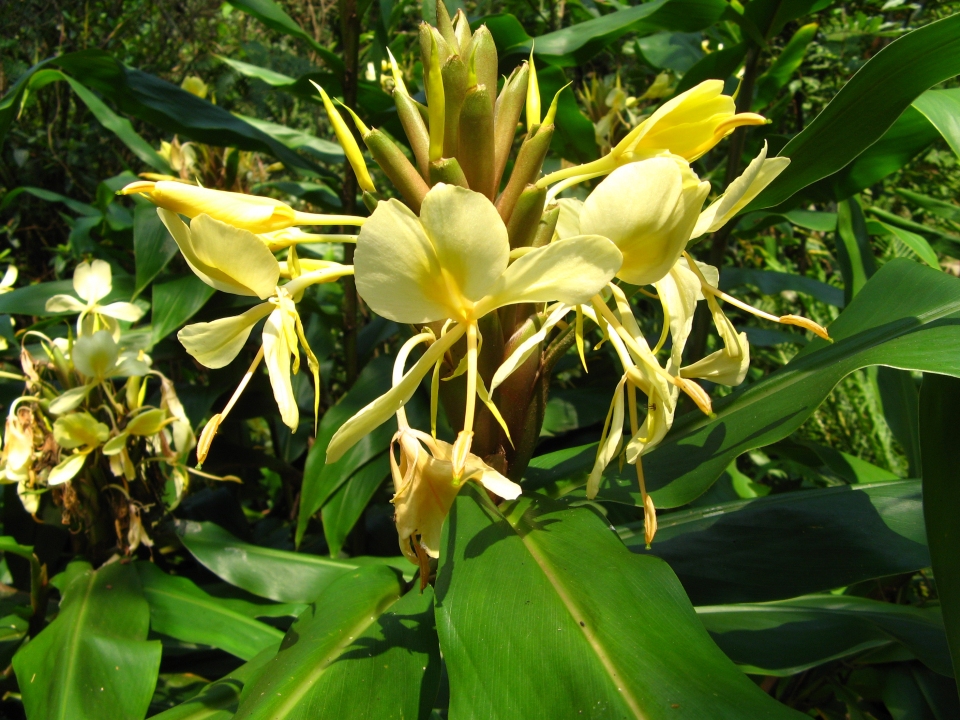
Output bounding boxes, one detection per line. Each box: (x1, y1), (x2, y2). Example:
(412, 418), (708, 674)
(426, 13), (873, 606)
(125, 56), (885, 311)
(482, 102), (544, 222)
(262, 309), (299, 430)
(587, 374), (627, 499)
(692, 143), (790, 239)
(491, 304), (569, 392)
(73, 259), (113, 304)
(48, 453), (87, 486)
(178, 303), (273, 369)
(482, 235), (622, 312)
(45, 294), (87, 314)
(98, 301), (145, 323)
(681, 331), (751, 386)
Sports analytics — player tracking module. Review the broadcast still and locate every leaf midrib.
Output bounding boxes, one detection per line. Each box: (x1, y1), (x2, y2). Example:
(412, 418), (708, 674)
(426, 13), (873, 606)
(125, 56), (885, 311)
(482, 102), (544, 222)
(57, 572), (96, 719)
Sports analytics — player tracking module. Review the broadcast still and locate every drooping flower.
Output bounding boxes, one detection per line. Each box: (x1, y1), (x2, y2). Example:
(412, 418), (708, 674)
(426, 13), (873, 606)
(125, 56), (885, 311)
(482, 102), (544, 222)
(45, 260), (144, 339)
(325, 183), (623, 474)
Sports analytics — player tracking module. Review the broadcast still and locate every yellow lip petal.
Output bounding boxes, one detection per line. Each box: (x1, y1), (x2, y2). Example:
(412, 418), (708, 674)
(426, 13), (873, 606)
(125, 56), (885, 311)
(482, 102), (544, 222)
(178, 302), (274, 369)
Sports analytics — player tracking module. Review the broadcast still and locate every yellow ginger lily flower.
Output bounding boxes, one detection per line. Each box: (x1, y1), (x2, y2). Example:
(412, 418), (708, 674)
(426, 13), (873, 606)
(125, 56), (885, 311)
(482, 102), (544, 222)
(388, 331), (521, 569)
(579, 155), (711, 286)
(538, 79), (767, 193)
(45, 260), (144, 339)
(157, 210), (352, 460)
(325, 183), (622, 475)
(1, 401), (38, 483)
(120, 181), (364, 234)
(48, 411), (110, 486)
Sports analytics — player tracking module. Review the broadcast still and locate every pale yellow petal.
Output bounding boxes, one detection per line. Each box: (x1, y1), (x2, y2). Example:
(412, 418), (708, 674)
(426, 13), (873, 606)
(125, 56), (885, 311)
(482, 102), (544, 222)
(72, 330), (119, 380)
(48, 384), (95, 415)
(469, 459), (522, 500)
(354, 199), (449, 323)
(490, 304), (569, 392)
(692, 144), (790, 238)
(482, 235), (622, 311)
(326, 324), (466, 463)
(47, 453), (87, 486)
(262, 309), (299, 430)
(554, 198), (583, 240)
(98, 301), (145, 323)
(418, 184), (509, 303)
(178, 303), (273, 368)
(126, 408), (169, 436)
(189, 214), (281, 300)
(53, 412), (109, 450)
(73, 259), (112, 304)
(681, 331), (750, 386)
(44, 294), (87, 314)
(653, 263), (701, 375)
(587, 374), (627, 499)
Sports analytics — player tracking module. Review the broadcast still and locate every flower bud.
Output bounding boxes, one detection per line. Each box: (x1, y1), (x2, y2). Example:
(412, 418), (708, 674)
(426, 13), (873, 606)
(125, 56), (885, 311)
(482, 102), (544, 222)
(470, 26), (498, 103)
(580, 156), (710, 285)
(458, 84), (495, 199)
(493, 64), (529, 190)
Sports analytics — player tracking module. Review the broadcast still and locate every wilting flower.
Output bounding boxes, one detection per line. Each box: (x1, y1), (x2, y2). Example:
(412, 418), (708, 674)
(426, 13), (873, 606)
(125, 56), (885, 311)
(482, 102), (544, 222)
(0, 265), (17, 294)
(120, 181), (364, 234)
(1, 402), (38, 483)
(45, 260), (144, 339)
(325, 183), (622, 474)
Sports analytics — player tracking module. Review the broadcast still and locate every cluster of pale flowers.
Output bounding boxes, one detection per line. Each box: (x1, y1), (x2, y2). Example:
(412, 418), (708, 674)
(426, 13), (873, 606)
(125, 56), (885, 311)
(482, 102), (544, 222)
(120, 78), (829, 566)
(0, 260), (210, 550)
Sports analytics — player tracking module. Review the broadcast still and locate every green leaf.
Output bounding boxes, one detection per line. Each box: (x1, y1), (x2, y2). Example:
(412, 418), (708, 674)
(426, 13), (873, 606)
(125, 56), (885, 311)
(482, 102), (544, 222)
(177, 521), (407, 603)
(321, 453), (390, 557)
(879, 222), (941, 269)
(896, 189), (960, 224)
(0, 50), (322, 174)
(151, 275), (216, 345)
(297, 355), (395, 547)
(136, 562), (286, 661)
(0, 186), (101, 217)
(698, 595), (952, 677)
(742, 0), (832, 41)
(673, 41), (748, 95)
(149, 644), (277, 720)
(836, 195), (876, 304)
(28, 69), (171, 173)
(719, 267), (844, 307)
(539, 66), (599, 163)
(754, 23), (819, 109)
(913, 88), (960, 159)
(750, 12), (960, 210)
(234, 112), (344, 164)
(0, 274), (135, 316)
(436, 487), (805, 719)
(134, 203), (179, 299)
(13, 561), (162, 720)
(622, 481), (927, 604)
(527, 259), (960, 509)
(225, 0), (344, 74)
(232, 565), (437, 720)
(919, 372), (960, 679)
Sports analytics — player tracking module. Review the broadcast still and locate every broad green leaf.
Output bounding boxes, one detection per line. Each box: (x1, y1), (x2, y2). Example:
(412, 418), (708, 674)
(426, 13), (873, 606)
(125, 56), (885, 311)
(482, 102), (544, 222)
(225, 0), (344, 73)
(0, 50), (321, 174)
(0, 186), (101, 216)
(151, 275), (216, 344)
(881, 664), (960, 719)
(918, 372), (960, 679)
(13, 561), (162, 720)
(751, 12), (960, 210)
(876, 367), (922, 477)
(539, 66), (600, 163)
(232, 565), (437, 720)
(149, 644), (277, 720)
(436, 487), (805, 719)
(134, 203), (179, 299)
(28, 69), (171, 173)
(816, 105), (940, 202)
(836, 195), (876, 305)
(480, 0), (726, 66)
(636, 32), (704, 73)
(177, 520), (407, 603)
(719, 267), (844, 307)
(321, 453), (390, 557)
(234, 112), (344, 163)
(136, 562), (286, 661)
(742, 0), (832, 40)
(753, 23), (819, 109)
(879, 222), (941, 269)
(913, 88), (960, 158)
(0, 274), (135, 316)
(297, 355), (395, 547)
(698, 595), (951, 677)
(527, 260), (960, 508)
(622, 481), (927, 604)
(897, 189), (960, 224)
(866, 206), (960, 250)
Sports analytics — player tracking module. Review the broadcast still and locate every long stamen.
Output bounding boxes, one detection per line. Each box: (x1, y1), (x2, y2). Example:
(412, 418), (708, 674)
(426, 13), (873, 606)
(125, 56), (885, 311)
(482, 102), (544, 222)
(197, 347), (265, 466)
(452, 321), (478, 481)
(393, 331), (437, 429)
(625, 382), (655, 545)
